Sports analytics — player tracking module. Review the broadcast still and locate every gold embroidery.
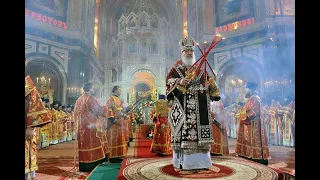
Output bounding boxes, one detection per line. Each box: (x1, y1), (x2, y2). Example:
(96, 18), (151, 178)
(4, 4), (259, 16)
(284, 114), (291, 141)
(79, 146), (103, 151)
(109, 144), (127, 148)
(27, 110), (50, 117)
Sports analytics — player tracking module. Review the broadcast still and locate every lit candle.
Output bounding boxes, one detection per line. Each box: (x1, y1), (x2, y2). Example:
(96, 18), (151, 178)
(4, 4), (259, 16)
(36, 77), (39, 84)
(196, 43), (203, 54)
(49, 78), (50, 85)
(204, 41), (207, 52)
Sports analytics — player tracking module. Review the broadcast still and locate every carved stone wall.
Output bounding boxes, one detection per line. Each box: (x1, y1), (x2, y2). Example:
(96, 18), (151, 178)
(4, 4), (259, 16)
(104, 3), (172, 101)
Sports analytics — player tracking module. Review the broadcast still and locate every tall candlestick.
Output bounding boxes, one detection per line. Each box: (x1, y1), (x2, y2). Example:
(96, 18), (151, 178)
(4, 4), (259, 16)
(204, 41), (207, 83)
(196, 43), (203, 54)
(211, 35), (219, 47)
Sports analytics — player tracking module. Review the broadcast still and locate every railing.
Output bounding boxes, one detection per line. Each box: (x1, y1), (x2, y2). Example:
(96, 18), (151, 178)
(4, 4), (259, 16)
(131, 96), (152, 111)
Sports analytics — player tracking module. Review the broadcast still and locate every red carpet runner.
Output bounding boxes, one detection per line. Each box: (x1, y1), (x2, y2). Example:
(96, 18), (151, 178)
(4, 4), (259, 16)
(136, 131), (159, 158)
(135, 131), (173, 158)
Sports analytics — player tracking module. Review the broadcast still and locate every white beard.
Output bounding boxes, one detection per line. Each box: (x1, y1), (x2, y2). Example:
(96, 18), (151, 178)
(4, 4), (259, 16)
(181, 53), (196, 66)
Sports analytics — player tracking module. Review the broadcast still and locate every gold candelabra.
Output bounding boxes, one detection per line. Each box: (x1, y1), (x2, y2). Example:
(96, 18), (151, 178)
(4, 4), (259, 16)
(36, 73), (51, 99)
(230, 78), (243, 88)
(68, 87), (81, 97)
(36, 73), (51, 89)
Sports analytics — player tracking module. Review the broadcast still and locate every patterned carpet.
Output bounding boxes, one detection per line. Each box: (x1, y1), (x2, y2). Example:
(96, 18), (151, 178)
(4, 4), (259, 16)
(118, 156), (281, 180)
(36, 141), (89, 180)
(36, 158), (89, 180)
(35, 135), (295, 179)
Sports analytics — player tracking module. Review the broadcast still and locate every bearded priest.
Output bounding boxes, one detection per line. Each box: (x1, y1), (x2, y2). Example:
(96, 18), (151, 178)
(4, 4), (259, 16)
(166, 37), (221, 170)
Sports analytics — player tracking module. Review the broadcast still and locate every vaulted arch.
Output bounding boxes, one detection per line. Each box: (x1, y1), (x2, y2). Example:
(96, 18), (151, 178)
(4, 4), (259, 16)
(217, 57), (266, 97)
(25, 55), (68, 104)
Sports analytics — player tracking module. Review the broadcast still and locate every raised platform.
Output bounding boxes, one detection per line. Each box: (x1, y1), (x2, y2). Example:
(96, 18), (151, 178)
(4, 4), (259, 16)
(117, 156), (285, 180)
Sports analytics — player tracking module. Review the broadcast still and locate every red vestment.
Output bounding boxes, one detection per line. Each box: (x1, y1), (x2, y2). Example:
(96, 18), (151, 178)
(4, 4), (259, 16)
(96, 116), (109, 156)
(151, 116), (173, 155)
(150, 100), (172, 155)
(235, 95), (269, 161)
(25, 76), (52, 175)
(25, 76), (52, 128)
(74, 93), (107, 164)
(106, 95), (128, 158)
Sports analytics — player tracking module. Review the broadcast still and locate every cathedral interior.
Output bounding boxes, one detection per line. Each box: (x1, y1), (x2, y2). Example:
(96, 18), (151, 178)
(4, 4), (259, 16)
(25, 0), (295, 179)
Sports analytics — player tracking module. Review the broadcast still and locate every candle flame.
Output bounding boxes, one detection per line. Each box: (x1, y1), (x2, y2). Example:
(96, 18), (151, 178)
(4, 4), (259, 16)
(196, 43), (199, 46)
(222, 37), (225, 39)
(204, 41), (207, 44)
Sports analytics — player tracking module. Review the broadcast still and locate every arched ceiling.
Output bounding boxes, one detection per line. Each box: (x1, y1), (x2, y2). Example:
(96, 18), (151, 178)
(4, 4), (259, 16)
(131, 71), (156, 90)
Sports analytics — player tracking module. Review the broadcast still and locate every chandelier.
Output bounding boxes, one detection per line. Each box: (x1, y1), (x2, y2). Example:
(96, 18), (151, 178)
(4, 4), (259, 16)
(226, 78), (244, 95)
(35, 62), (51, 91)
(230, 78), (243, 88)
(36, 72), (51, 90)
(68, 86), (81, 98)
